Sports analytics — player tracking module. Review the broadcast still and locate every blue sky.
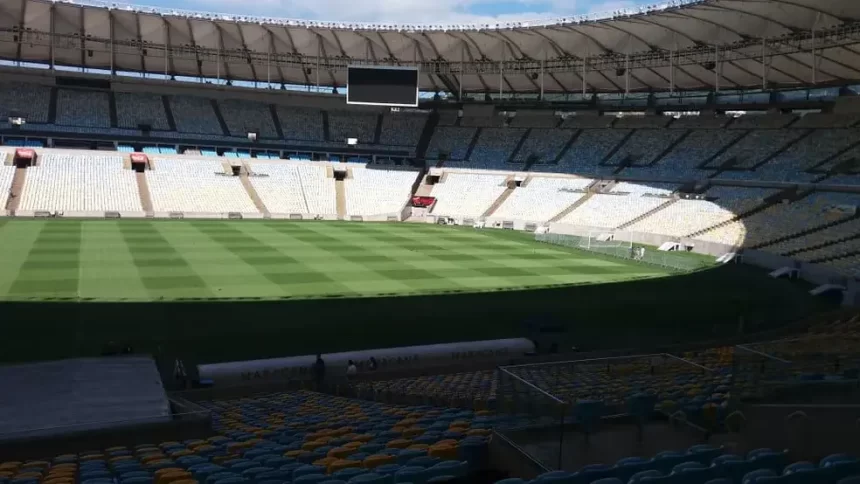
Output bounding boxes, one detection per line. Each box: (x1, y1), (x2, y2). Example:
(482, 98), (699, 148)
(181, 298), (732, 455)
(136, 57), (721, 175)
(139, 0), (648, 24)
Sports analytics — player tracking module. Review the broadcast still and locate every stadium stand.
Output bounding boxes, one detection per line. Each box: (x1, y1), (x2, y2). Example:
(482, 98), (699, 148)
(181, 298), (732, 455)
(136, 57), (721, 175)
(604, 129), (686, 167)
(148, 158), (257, 214)
(344, 167), (419, 218)
(491, 177), (592, 222)
(18, 153), (142, 213)
(558, 193), (668, 229)
(218, 100), (278, 139)
(276, 106), (325, 142)
(328, 111), (377, 144)
(246, 162), (310, 215)
(0, 82), (51, 123)
(640, 129), (741, 179)
(706, 129), (804, 170)
(55, 90), (111, 128)
(511, 129), (575, 164)
(464, 128), (528, 170)
(378, 112), (428, 147)
(0, 156), (14, 209)
(114, 92), (171, 131)
(430, 173), (508, 219)
(168, 96), (224, 135)
(426, 127), (478, 161)
(552, 129), (630, 176)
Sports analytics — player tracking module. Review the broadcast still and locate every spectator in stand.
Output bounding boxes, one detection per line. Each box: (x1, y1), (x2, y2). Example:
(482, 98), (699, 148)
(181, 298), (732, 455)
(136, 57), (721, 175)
(313, 353), (326, 389)
(368, 356), (378, 372)
(347, 360), (358, 379)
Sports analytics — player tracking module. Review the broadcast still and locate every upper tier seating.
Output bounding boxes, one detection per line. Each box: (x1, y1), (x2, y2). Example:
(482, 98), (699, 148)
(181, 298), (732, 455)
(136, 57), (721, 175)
(793, 113), (860, 129)
(169, 96), (224, 135)
(706, 129), (803, 169)
(669, 115), (730, 129)
(552, 129), (630, 176)
(728, 113), (796, 129)
(0, 82), (51, 123)
(646, 129), (742, 179)
(18, 153), (141, 212)
(431, 173), (508, 218)
(114, 92), (171, 131)
(56, 90), (111, 128)
(378, 113), (428, 147)
(491, 177), (592, 222)
(511, 129), (574, 164)
(328, 111), (377, 144)
(756, 129), (860, 182)
(560, 116), (614, 129)
(613, 115), (671, 129)
(344, 167), (419, 217)
(426, 127), (477, 161)
(276, 106), (325, 142)
(509, 115), (559, 128)
(218, 100), (278, 139)
(558, 193), (667, 229)
(464, 128), (528, 170)
(148, 158), (256, 213)
(605, 129), (686, 166)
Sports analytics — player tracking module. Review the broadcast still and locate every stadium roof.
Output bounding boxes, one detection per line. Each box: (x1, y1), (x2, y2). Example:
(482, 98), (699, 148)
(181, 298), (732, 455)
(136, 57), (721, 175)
(1, 0), (860, 94)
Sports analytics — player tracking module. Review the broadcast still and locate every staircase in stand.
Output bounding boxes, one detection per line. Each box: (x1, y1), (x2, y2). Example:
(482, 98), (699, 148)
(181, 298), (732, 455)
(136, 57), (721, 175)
(335, 179), (347, 219)
(785, 225), (860, 257)
(210, 100), (230, 137)
(135, 172), (153, 214)
(269, 105), (285, 139)
(601, 130), (636, 163)
(647, 130), (691, 166)
(506, 129), (531, 164)
(549, 193), (593, 223)
(617, 199), (677, 230)
(482, 183), (516, 218)
(755, 211), (860, 250)
(553, 130), (581, 165)
(239, 169), (269, 217)
(685, 190), (794, 239)
(108, 92), (119, 128)
(697, 131), (749, 169)
(5, 166), (28, 212)
(463, 128), (483, 161)
(162, 96), (177, 131)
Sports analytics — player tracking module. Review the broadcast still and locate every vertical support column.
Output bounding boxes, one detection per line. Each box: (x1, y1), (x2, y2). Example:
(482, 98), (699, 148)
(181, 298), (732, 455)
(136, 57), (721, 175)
(761, 38), (767, 90)
(267, 31), (272, 86)
(581, 41), (588, 96)
(459, 42), (465, 101)
(714, 45), (720, 93)
(315, 37), (321, 92)
(624, 34), (631, 96)
(539, 54), (545, 101)
(50, 3), (56, 70)
(162, 21), (168, 78)
(811, 26), (817, 84)
(499, 41), (504, 100)
(669, 50), (674, 93)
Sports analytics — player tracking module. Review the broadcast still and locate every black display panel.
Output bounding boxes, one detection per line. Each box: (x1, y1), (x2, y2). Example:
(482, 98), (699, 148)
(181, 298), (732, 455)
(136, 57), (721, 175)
(347, 66), (419, 107)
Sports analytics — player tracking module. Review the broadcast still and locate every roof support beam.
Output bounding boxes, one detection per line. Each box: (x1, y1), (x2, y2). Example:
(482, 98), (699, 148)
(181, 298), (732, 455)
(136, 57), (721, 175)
(49, 2), (55, 69)
(278, 26), (310, 86)
(14, 0), (26, 63)
(135, 11), (145, 75)
(79, 7), (86, 71)
(213, 23), (232, 82)
(161, 16), (176, 78)
(263, 28), (287, 86)
(234, 23), (259, 83)
(184, 18), (204, 81)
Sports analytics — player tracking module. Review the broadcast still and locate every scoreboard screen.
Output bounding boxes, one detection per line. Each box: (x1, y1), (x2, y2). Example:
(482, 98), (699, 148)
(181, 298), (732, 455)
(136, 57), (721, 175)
(347, 66), (419, 107)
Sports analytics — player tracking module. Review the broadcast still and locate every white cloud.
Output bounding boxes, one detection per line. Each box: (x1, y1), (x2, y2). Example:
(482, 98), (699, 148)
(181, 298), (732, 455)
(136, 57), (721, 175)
(182, 0), (647, 24)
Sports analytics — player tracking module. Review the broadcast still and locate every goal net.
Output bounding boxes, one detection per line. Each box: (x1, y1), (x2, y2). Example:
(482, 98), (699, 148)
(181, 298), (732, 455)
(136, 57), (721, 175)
(578, 231), (632, 251)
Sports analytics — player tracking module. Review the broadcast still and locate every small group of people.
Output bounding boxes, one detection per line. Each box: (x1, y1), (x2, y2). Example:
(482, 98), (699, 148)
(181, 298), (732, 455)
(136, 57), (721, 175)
(313, 353), (378, 388)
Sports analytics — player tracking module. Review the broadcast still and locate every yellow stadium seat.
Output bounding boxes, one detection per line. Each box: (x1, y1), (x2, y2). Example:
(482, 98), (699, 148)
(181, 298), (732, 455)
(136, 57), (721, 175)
(312, 457), (337, 469)
(328, 460), (361, 474)
(385, 439), (412, 449)
(301, 441), (327, 452)
(327, 447), (355, 459)
(407, 444), (429, 451)
(362, 454), (395, 469)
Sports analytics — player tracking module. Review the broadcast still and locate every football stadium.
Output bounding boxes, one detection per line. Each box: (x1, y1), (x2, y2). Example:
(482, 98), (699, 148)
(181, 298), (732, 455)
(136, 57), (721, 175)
(1, 0), (860, 482)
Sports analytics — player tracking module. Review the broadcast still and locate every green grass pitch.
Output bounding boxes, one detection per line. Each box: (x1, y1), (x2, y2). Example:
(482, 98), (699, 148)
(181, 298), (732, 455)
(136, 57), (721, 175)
(0, 219), (681, 301)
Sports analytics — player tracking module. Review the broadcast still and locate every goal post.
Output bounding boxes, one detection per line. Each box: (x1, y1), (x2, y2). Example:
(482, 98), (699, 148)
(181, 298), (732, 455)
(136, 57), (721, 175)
(579, 230), (632, 252)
